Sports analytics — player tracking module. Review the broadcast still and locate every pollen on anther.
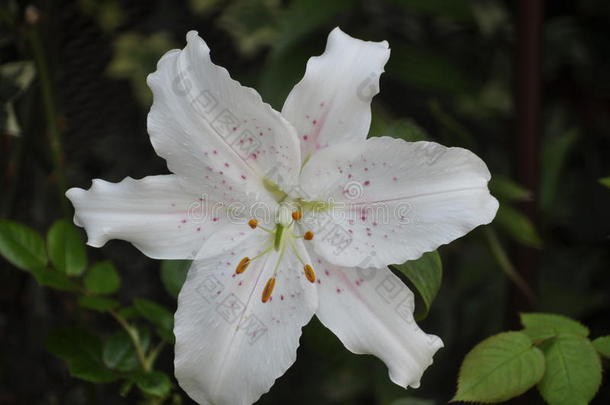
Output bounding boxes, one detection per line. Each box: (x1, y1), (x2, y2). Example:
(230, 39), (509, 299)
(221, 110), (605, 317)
(291, 211), (302, 221)
(304, 264), (316, 283)
(262, 277), (276, 303)
(248, 219), (258, 229)
(304, 231), (314, 240)
(236, 257), (250, 274)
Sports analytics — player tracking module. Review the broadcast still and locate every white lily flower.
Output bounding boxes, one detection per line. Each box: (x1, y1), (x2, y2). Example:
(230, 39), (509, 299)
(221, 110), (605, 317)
(66, 28), (498, 405)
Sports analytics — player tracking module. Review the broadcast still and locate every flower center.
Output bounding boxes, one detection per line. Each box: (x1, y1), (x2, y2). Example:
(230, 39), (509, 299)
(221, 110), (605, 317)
(235, 202), (316, 303)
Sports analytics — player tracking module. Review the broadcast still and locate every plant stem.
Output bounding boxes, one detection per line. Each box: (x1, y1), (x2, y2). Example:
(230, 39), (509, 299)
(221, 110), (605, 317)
(26, 14), (69, 215)
(109, 309), (150, 372)
(484, 227), (536, 306)
(145, 341), (166, 371)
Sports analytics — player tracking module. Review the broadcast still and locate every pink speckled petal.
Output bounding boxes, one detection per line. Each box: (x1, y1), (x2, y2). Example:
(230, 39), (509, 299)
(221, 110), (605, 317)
(175, 236), (317, 405)
(281, 27), (390, 161)
(310, 252), (443, 389)
(147, 31), (301, 203)
(298, 137), (498, 268)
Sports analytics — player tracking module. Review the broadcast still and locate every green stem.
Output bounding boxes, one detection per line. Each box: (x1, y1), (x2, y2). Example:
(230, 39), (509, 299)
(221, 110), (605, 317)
(109, 309), (150, 372)
(484, 227), (536, 305)
(26, 19), (69, 215)
(145, 341), (166, 371)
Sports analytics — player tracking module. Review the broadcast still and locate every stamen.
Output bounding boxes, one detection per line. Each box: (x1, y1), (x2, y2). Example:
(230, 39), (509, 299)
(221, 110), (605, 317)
(291, 211), (302, 221)
(235, 257), (250, 274)
(288, 239), (306, 266)
(235, 246), (274, 276)
(304, 231), (314, 240)
(262, 277), (276, 303)
(303, 264), (316, 283)
(248, 219), (258, 229)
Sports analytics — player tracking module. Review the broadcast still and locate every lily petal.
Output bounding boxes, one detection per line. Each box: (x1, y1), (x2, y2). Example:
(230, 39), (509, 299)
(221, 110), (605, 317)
(175, 236), (317, 405)
(298, 137), (498, 268)
(311, 253), (443, 388)
(281, 27), (390, 160)
(147, 31), (301, 201)
(66, 175), (237, 260)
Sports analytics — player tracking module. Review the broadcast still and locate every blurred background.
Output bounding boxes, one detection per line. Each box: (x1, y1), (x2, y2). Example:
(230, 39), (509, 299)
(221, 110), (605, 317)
(1, 0), (609, 404)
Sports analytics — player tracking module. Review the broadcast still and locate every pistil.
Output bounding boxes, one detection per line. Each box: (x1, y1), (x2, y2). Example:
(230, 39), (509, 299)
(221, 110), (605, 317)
(237, 201), (318, 303)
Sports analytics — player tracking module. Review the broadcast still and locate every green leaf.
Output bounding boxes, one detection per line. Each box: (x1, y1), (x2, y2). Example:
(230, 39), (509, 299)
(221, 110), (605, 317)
(84, 261), (120, 294)
(45, 327), (117, 383)
(160, 260), (191, 298)
(599, 177), (610, 188)
(453, 331), (545, 403)
(133, 299), (174, 342)
(520, 313), (589, 339)
(69, 357), (118, 383)
(131, 370), (172, 397)
(520, 328), (557, 343)
(390, 251), (442, 321)
(47, 219), (87, 276)
(538, 335), (602, 405)
(489, 176), (532, 202)
(0, 219), (47, 272)
(117, 306), (139, 320)
(592, 335), (610, 359)
(494, 205), (542, 248)
(31, 267), (80, 292)
(103, 331), (138, 372)
(78, 295), (120, 312)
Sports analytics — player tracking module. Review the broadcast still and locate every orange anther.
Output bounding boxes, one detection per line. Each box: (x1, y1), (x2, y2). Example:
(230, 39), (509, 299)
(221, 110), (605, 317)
(262, 277), (276, 303)
(291, 211), (302, 220)
(248, 219), (258, 229)
(303, 264), (316, 283)
(236, 257), (251, 274)
(304, 231), (314, 240)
